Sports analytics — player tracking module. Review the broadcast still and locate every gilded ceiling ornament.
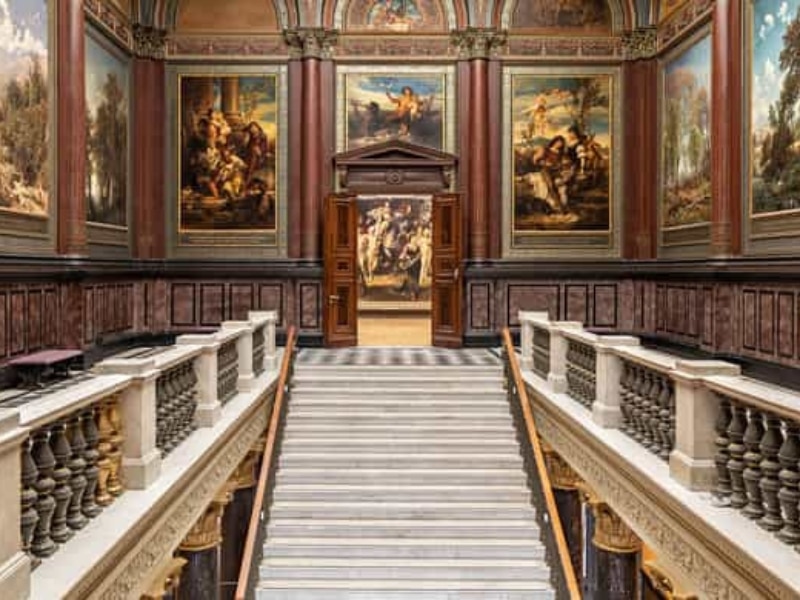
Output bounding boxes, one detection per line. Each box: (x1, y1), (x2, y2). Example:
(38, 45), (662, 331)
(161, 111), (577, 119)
(592, 501), (643, 553)
(449, 27), (507, 59)
(283, 28), (339, 59)
(542, 445), (583, 490)
(621, 26), (657, 61)
(133, 24), (167, 60)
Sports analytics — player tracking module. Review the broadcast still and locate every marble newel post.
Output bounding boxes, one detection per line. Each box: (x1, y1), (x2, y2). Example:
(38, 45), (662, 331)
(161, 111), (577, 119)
(451, 29), (506, 261)
(284, 28), (338, 260)
(542, 442), (584, 587)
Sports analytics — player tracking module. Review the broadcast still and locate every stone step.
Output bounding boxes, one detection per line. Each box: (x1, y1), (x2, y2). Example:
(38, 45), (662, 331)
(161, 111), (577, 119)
(284, 413), (513, 426)
(278, 452), (523, 469)
(282, 424), (515, 437)
(275, 468), (529, 486)
(294, 365), (502, 378)
(272, 484), (532, 503)
(259, 557), (550, 582)
(292, 375), (505, 390)
(288, 399), (511, 412)
(262, 537), (546, 560)
(269, 501), (536, 520)
(279, 438), (521, 454)
(267, 518), (540, 539)
(257, 581), (555, 600)
(290, 387), (506, 400)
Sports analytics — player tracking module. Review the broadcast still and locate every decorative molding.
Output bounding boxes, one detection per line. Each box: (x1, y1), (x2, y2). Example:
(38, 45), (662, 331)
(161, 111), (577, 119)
(531, 388), (797, 599)
(591, 502), (642, 553)
(542, 443), (582, 490)
(450, 28), (507, 59)
(133, 25), (167, 60)
(283, 28), (339, 59)
(165, 35), (287, 58)
(505, 36), (623, 60)
(84, 0), (133, 50)
(622, 26), (657, 60)
(657, 0), (714, 52)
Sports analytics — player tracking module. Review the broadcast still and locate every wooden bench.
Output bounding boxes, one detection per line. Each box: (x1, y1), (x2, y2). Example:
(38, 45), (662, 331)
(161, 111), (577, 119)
(8, 349), (84, 388)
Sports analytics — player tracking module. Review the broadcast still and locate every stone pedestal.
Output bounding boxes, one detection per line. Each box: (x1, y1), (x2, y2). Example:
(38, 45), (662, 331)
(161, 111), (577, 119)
(176, 335), (221, 427)
(547, 322), (582, 393)
(592, 336), (640, 428)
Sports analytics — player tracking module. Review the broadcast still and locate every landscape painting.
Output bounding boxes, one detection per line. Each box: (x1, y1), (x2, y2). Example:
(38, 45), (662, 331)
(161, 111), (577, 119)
(357, 195), (432, 305)
(751, 0), (800, 215)
(86, 33), (129, 227)
(179, 75), (278, 232)
(512, 75), (612, 232)
(0, 0), (49, 218)
(346, 0), (445, 32)
(511, 0), (611, 33)
(661, 34), (712, 229)
(345, 74), (444, 150)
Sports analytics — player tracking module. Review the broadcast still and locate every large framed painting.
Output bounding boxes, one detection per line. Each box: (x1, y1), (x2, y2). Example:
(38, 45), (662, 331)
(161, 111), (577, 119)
(85, 28), (130, 233)
(0, 0), (53, 247)
(357, 195), (432, 310)
(168, 64), (288, 256)
(503, 66), (621, 257)
(748, 0), (800, 248)
(344, 0), (447, 32)
(659, 29), (712, 250)
(336, 65), (456, 154)
(507, 0), (611, 34)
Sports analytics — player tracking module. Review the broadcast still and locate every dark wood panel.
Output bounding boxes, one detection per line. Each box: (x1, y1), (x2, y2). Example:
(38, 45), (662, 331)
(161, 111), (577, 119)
(593, 284), (618, 329)
(300, 282), (320, 329)
(171, 283), (197, 327)
(469, 282), (492, 330)
(200, 284), (225, 326)
(759, 291), (776, 355)
(742, 289), (757, 351)
(506, 285), (560, 327)
(778, 292), (795, 359)
(565, 285), (589, 324)
(27, 290), (42, 351)
(9, 291), (25, 355)
(0, 292), (7, 359)
(229, 284), (255, 321)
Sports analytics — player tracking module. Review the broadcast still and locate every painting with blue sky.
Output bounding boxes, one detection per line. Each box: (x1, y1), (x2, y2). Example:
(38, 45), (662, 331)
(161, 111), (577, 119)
(0, 0), (48, 217)
(662, 34), (711, 228)
(751, 0), (800, 214)
(511, 75), (612, 232)
(345, 74), (444, 150)
(86, 33), (129, 226)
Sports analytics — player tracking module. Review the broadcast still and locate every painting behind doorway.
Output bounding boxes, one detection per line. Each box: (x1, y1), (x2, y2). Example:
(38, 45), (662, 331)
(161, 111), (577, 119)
(358, 195), (432, 306)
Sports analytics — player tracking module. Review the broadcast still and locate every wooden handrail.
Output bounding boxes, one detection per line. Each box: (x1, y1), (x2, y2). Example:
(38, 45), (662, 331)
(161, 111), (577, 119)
(235, 327), (297, 600)
(502, 328), (582, 600)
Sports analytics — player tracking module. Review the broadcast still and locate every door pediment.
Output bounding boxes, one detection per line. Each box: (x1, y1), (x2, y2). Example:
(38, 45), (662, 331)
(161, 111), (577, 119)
(333, 140), (457, 193)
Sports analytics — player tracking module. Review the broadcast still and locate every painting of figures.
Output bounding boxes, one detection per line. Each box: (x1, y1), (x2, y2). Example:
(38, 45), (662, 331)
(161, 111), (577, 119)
(512, 0), (611, 34)
(346, 0), (445, 32)
(662, 34), (711, 228)
(512, 75), (612, 232)
(357, 195), (432, 304)
(345, 74), (444, 150)
(86, 33), (129, 226)
(751, 0), (800, 214)
(0, 0), (48, 217)
(179, 75), (277, 231)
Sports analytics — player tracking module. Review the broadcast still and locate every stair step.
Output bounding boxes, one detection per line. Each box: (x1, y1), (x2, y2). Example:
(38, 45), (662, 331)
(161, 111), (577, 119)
(278, 452), (523, 469)
(294, 365), (502, 377)
(288, 401), (510, 413)
(276, 468), (528, 485)
(283, 424), (515, 436)
(269, 501), (536, 520)
(272, 484), (532, 503)
(293, 374), (504, 387)
(291, 387), (506, 399)
(267, 518), (540, 539)
(262, 537), (547, 560)
(280, 438), (520, 453)
(285, 414), (513, 426)
(259, 557), (550, 581)
(257, 581), (555, 600)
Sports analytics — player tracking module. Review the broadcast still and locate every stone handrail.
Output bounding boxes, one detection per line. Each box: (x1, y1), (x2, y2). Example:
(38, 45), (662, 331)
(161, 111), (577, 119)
(0, 311), (278, 599)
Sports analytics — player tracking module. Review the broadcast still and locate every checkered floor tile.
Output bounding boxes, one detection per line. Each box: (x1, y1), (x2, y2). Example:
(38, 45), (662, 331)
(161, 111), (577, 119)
(296, 347), (502, 367)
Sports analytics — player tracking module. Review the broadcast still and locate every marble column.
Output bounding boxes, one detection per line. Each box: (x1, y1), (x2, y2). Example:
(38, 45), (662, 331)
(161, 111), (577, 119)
(220, 449), (259, 600)
(710, 0), (743, 257)
(542, 444), (584, 584)
(56, 0), (87, 256)
(589, 499), (642, 599)
(284, 29), (338, 260)
(132, 25), (167, 260)
(177, 490), (231, 600)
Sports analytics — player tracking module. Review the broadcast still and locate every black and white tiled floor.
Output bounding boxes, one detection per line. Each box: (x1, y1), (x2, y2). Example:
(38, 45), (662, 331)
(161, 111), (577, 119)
(296, 346), (501, 367)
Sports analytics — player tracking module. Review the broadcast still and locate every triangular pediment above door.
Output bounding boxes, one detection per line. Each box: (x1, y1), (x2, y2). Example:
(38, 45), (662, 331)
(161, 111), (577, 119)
(334, 139), (458, 166)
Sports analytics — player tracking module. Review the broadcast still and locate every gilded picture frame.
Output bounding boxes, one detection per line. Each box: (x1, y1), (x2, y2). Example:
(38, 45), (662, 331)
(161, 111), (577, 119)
(502, 65), (622, 258)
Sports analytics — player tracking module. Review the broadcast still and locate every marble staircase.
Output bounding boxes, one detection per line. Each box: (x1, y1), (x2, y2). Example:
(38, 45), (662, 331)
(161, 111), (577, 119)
(256, 350), (556, 599)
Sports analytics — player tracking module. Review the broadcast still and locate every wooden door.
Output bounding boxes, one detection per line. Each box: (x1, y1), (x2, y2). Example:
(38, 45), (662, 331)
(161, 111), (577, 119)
(431, 193), (463, 348)
(323, 194), (358, 347)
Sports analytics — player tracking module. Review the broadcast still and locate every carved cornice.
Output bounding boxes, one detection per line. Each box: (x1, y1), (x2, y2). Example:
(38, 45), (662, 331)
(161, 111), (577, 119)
(133, 25), (167, 60)
(84, 0), (133, 50)
(591, 501), (642, 553)
(622, 26), (657, 60)
(283, 28), (339, 59)
(450, 27), (507, 59)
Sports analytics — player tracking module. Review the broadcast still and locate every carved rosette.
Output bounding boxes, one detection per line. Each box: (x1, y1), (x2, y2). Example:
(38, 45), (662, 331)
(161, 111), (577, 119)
(542, 444), (582, 491)
(591, 501), (642, 554)
(622, 26), (657, 61)
(283, 28), (339, 60)
(133, 24), (167, 60)
(450, 28), (507, 59)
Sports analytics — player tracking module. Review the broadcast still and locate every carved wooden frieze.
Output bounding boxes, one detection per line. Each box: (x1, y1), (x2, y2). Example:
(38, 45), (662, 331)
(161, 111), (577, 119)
(84, 0), (132, 51)
(165, 35), (288, 59)
(658, 0), (714, 51)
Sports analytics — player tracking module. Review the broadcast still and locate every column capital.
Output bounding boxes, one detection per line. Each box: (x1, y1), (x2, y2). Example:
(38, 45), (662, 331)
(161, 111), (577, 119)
(132, 24), (167, 60)
(179, 501), (226, 552)
(541, 444), (583, 491)
(449, 27), (507, 59)
(283, 27), (339, 59)
(621, 26), (657, 61)
(591, 502), (642, 554)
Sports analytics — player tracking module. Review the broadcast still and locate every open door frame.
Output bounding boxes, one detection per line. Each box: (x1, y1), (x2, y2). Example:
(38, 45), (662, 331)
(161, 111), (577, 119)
(323, 193), (359, 347)
(431, 193), (463, 348)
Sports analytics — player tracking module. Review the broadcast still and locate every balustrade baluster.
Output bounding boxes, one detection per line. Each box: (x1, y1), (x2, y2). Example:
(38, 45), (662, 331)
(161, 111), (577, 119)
(20, 437), (39, 560)
(777, 422), (800, 545)
(106, 397), (124, 497)
(758, 413), (784, 532)
(713, 396), (733, 504)
(96, 403), (114, 506)
(155, 376), (167, 451)
(619, 362), (633, 429)
(658, 377), (675, 460)
(636, 371), (653, 443)
(742, 409), (766, 519)
(625, 366), (642, 437)
(644, 374), (660, 452)
(49, 421), (74, 544)
(81, 406), (101, 518)
(727, 401), (749, 510)
(65, 414), (88, 530)
(31, 429), (57, 558)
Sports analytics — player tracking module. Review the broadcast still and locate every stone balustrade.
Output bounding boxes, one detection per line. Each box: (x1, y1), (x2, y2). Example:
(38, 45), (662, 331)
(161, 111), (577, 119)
(0, 312), (278, 597)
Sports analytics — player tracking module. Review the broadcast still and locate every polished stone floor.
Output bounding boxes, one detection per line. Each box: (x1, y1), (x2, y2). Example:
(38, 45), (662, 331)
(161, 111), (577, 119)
(357, 315), (431, 346)
(297, 346), (501, 367)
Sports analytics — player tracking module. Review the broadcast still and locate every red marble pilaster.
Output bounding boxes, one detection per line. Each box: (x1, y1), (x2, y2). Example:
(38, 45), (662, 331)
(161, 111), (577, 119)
(487, 59), (503, 259)
(470, 56), (489, 261)
(56, 0), (87, 256)
(456, 61), (471, 259)
(301, 56), (321, 259)
(287, 58), (303, 258)
(710, 0), (743, 257)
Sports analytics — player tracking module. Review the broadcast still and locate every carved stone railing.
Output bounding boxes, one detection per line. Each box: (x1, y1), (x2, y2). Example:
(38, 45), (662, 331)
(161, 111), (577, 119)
(154, 357), (198, 455)
(216, 336), (239, 407)
(565, 334), (597, 409)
